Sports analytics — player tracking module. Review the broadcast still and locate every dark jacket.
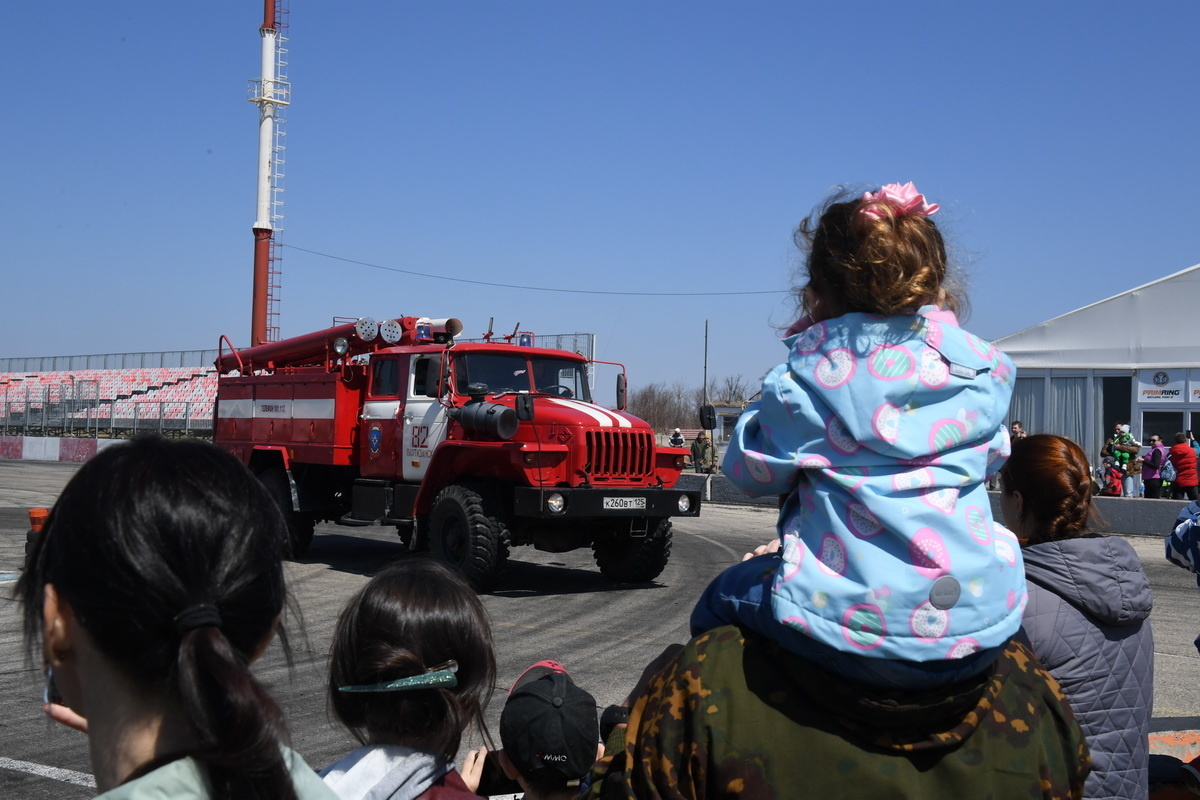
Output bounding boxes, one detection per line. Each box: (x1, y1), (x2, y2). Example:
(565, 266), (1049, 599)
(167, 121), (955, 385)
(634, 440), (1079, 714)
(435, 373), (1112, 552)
(1022, 536), (1154, 800)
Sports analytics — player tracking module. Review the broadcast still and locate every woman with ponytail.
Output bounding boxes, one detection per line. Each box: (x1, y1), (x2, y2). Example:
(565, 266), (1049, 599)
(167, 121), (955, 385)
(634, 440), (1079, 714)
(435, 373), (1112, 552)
(1000, 434), (1154, 800)
(321, 558), (495, 799)
(18, 435), (335, 799)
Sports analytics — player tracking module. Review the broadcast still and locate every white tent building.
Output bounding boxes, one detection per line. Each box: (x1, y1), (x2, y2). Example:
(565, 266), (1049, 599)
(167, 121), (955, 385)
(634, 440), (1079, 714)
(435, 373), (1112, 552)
(992, 263), (1200, 461)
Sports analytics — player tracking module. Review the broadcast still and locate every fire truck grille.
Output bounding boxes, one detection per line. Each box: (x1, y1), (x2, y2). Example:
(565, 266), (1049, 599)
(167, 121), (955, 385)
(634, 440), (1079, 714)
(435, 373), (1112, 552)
(585, 430), (654, 480)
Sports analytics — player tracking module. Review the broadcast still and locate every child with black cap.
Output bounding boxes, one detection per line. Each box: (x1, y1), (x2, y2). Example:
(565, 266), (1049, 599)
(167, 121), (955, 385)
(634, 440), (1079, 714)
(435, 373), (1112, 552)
(464, 661), (602, 800)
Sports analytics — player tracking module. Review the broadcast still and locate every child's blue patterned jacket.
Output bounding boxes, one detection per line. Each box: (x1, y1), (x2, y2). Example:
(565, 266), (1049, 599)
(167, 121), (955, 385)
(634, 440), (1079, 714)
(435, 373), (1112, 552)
(723, 307), (1024, 661)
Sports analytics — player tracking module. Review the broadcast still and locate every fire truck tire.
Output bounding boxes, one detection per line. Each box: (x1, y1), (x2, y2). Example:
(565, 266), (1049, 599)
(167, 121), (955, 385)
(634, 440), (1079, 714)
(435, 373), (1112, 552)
(592, 518), (672, 583)
(429, 484), (509, 591)
(257, 467), (316, 559)
(408, 517), (432, 552)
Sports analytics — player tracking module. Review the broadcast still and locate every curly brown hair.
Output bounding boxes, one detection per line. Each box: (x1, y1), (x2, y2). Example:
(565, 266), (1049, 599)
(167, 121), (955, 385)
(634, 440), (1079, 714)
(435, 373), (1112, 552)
(793, 187), (966, 321)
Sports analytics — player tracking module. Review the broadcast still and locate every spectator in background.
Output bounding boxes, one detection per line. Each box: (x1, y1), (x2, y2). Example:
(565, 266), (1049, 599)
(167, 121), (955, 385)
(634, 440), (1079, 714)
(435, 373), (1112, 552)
(1102, 423), (1140, 481)
(17, 436), (336, 800)
(1170, 433), (1199, 501)
(321, 559), (495, 800)
(1101, 421), (1123, 456)
(1125, 451), (1144, 498)
(1098, 457), (1124, 497)
(1010, 420), (1029, 442)
(690, 433), (713, 474)
(1143, 434), (1170, 499)
(1000, 434), (1154, 799)
(668, 428), (685, 448)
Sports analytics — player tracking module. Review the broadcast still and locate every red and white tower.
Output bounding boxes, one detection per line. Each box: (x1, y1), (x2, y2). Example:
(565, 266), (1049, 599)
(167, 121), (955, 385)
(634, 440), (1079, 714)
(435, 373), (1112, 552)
(248, 0), (290, 345)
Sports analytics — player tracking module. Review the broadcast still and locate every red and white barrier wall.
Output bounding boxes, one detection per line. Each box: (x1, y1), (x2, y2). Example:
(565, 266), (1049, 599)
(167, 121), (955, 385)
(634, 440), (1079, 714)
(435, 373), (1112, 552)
(0, 436), (124, 463)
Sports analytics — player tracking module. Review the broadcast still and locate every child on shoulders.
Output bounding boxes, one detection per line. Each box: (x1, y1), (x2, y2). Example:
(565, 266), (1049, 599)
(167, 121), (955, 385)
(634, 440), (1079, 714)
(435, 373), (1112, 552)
(692, 183), (1022, 689)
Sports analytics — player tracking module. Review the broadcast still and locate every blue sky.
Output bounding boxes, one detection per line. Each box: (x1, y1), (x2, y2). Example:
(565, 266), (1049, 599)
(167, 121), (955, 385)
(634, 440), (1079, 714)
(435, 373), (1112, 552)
(3, 2), (1197, 390)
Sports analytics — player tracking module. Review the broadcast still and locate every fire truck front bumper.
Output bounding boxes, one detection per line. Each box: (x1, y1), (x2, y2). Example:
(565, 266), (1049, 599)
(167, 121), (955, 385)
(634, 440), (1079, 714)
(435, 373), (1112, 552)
(512, 487), (701, 519)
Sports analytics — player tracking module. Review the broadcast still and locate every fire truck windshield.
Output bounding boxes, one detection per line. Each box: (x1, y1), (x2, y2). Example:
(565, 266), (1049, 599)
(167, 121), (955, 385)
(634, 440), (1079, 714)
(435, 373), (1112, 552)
(454, 353), (591, 401)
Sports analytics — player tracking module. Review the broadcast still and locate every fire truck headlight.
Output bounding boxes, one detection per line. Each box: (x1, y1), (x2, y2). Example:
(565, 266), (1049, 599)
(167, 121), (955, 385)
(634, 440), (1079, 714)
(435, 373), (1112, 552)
(332, 337), (350, 356)
(546, 493), (566, 514)
(677, 495), (692, 513)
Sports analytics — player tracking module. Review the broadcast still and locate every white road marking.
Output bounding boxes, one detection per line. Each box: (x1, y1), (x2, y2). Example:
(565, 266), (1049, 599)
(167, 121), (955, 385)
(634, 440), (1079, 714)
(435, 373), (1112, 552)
(0, 756), (96, 788)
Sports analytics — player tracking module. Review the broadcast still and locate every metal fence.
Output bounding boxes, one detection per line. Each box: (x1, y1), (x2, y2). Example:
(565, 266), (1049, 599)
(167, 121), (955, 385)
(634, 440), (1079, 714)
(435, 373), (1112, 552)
(0, 348), (222, 373)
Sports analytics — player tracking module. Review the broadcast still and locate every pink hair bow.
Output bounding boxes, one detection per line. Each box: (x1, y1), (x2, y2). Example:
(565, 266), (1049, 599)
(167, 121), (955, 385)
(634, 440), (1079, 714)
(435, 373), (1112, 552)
(858, 181), (939, 222)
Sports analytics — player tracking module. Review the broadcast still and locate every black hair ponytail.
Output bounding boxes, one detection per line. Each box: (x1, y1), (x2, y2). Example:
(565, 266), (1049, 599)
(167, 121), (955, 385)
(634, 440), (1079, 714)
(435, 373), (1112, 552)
(19, 436), (299, 799)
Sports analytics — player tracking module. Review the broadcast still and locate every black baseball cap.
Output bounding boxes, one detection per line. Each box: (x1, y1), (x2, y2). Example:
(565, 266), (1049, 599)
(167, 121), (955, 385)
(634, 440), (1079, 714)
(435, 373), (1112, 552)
(499, 661), (599, 787)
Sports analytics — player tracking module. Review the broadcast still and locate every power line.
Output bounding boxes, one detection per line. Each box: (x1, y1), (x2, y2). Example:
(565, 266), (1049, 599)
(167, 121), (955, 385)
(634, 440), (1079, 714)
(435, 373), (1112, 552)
(283, 243), (787, 297)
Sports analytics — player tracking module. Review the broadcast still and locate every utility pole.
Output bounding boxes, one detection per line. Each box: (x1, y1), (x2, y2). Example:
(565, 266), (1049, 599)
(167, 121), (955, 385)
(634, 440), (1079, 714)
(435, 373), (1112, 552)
(702, 320), (719, 480)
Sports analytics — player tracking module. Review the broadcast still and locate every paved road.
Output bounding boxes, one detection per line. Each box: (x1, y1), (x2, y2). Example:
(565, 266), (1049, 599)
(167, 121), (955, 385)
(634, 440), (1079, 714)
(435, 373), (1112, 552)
(0, 459), (1197, 797)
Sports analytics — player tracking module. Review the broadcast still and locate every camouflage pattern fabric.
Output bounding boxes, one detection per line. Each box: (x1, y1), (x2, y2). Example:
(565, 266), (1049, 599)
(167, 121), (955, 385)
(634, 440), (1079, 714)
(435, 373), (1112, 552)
(589, 626), (1089, 800)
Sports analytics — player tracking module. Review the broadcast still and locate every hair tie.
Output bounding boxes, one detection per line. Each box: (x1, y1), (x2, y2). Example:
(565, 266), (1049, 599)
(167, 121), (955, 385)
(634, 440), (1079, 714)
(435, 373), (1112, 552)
(857, 181), (939, 223)
(173, 603), (222, 634)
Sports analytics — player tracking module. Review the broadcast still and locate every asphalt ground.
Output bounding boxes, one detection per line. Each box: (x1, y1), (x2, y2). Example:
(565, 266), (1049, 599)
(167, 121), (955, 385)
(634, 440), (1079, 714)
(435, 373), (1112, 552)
(0, 459), (1198, 797)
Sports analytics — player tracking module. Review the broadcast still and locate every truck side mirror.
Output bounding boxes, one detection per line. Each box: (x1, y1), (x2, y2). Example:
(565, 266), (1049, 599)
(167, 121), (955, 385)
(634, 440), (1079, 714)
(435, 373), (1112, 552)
(699, 405), (717, 430)
(615, 373), (627, 411)
(515, 393), (534, 421)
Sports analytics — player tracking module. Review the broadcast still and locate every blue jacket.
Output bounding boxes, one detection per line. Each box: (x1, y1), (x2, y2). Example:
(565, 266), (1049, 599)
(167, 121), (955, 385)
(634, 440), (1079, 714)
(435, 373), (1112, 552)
(1167, 500), (1200, 658)
(1165, 499), (1200, 583)
(722, 307), (1023, 661)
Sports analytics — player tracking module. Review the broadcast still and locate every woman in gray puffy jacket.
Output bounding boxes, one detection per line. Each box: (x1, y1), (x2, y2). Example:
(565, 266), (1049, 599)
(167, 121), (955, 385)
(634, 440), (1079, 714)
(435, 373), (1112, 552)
(999, 434), (1154, 800)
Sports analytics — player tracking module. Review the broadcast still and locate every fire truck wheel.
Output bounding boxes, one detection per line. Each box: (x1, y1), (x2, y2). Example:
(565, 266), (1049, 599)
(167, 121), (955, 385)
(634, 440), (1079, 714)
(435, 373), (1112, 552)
(592, 518), (672, 583)
(408, 516), (432, 552)
(430, 484), (509, 591)
(257, 467), (316, 558)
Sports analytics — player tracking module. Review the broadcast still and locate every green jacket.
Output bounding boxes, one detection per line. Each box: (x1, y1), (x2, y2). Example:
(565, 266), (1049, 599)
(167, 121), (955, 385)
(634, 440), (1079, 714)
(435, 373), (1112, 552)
(96, 747), (337, 799)
(590, 627), (1089, 800)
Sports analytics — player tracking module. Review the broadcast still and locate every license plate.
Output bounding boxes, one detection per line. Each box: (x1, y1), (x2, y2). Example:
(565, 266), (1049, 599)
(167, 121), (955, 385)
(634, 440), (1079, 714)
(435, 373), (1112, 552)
(603, 497), (646, 510)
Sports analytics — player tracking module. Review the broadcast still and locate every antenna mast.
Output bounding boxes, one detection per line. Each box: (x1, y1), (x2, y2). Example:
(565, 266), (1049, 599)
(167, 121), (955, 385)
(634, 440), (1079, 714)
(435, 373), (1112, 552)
(248, 0), (290, 344)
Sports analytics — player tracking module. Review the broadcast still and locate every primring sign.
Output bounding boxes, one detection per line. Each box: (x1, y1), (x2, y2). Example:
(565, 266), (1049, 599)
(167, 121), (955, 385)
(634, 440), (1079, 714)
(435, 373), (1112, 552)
(1138, 369), (1185, 402)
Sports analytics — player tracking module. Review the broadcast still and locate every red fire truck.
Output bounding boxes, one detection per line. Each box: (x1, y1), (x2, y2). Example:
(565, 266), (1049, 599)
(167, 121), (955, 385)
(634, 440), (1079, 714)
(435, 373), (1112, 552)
(213, 316), (698, 589)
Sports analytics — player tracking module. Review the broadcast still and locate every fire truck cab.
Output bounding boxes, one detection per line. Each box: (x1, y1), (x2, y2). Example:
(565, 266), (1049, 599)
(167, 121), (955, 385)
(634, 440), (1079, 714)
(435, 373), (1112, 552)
(214, 316), (699, 590)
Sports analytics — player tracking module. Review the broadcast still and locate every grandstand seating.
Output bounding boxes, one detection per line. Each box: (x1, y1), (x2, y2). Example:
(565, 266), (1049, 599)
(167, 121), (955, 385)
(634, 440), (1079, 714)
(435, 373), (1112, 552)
(1, 366), (217, 436)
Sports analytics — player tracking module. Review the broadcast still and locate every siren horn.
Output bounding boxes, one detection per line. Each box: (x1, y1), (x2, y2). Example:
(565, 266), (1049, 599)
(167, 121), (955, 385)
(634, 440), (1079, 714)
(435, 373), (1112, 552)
(413, 317), (464, 343)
